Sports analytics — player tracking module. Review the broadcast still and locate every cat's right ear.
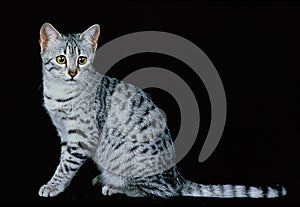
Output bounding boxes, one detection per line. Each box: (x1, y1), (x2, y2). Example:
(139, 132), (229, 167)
(39, 23), (62, 52)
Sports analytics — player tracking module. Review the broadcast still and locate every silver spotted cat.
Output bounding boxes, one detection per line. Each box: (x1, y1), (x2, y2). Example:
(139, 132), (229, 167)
(38, 23), (286, 198)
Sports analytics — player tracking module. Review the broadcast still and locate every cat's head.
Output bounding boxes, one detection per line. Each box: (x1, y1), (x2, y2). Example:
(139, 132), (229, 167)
(39, 23), (100, 84)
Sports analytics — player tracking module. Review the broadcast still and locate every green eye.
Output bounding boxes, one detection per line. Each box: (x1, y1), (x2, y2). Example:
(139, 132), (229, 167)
(78, 56), (87, 65)
(56, 55), (67, 64)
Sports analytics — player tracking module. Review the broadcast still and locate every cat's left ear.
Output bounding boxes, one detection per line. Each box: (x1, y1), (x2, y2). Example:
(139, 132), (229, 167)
(80, 24), (100, 51)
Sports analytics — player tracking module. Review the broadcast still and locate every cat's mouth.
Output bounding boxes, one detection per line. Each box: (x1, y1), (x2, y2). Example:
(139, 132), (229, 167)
(66, 78), (77, 83)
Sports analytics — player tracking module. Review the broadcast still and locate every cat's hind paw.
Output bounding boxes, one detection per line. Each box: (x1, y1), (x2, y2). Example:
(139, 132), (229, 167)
(38, 184), (63, 197)
(102, 185), (123, 196)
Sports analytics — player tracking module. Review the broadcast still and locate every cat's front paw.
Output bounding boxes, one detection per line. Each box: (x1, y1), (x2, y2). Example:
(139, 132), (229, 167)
(38, 184), (64, 197)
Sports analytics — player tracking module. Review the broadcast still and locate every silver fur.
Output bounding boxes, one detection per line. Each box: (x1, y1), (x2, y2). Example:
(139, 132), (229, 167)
(38, 23), (286, 198)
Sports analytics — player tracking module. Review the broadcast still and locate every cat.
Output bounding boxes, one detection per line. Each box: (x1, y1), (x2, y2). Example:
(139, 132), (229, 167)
(38, 22), (287, 198)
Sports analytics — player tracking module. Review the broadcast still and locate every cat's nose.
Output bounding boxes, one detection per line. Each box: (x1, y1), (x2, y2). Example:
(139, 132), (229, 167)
(68, 69), (78, 78)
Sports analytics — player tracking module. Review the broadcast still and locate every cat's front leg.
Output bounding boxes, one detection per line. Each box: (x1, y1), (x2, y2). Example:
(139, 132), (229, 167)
(39, 141), (89, 197)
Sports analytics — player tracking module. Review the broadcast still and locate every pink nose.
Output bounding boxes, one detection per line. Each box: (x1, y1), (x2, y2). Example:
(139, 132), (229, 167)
(68, 70), (77, 78)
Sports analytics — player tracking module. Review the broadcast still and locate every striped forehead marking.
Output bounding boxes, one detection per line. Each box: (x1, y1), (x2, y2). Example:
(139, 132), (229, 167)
(63, 34), (81, 55)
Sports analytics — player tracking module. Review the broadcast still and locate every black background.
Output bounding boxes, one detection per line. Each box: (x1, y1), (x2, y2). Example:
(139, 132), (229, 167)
(3, 0), (300, 206)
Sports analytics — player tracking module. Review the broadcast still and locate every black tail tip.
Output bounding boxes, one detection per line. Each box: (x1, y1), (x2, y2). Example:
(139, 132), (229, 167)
(266, 184), (287, 198)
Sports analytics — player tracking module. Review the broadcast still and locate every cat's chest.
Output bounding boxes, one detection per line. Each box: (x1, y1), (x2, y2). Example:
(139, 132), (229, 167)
(44, 91), (97, 123)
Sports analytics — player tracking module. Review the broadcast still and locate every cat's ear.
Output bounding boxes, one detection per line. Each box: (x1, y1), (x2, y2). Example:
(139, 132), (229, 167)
(39, 23), (62, 51)
(79, 24), (100, 50)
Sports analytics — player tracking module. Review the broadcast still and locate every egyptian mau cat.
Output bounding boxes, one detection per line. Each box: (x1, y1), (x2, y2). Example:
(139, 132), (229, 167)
(38, 23), (286, 198)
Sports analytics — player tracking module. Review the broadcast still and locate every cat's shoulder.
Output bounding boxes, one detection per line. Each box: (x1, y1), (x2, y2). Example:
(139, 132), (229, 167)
(98, 74), (149, 98)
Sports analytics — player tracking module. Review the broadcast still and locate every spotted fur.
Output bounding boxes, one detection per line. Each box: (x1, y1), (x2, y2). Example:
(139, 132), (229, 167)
(38, 23), (287, 198)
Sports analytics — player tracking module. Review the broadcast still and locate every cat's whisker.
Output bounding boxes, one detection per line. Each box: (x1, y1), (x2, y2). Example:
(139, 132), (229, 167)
(82, 79), (96, 91)
(37, 82), (43, 92)
(88, 73), (102, 83)
(47, 76), (59, 83)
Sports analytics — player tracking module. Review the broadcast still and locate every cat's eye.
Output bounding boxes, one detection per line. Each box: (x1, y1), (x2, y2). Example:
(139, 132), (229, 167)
(56, 55), (67, 64)
(78, 56), (87, 65)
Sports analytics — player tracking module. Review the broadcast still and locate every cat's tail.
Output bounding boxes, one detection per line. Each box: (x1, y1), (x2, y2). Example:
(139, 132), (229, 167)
(180, 179), (287, 198)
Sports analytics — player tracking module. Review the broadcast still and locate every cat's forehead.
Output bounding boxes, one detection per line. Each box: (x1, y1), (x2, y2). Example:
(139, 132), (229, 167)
(57, 33), (88, 55)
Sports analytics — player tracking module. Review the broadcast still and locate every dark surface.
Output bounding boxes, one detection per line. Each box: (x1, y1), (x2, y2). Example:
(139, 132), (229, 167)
(3, 0), (300, 206)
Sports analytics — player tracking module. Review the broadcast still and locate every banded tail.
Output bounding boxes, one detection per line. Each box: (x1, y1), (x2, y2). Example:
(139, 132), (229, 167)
(181, 180), (287, 198)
